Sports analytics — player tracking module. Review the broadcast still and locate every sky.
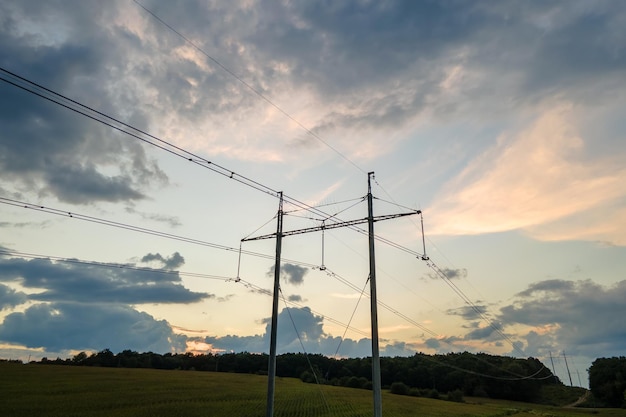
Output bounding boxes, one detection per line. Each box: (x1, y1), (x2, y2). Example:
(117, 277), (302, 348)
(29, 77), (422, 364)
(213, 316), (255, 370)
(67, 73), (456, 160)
(0, 0), (625, 389)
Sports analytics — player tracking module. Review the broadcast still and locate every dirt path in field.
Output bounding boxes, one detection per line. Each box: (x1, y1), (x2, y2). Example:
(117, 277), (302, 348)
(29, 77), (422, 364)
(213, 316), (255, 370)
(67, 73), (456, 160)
(564, 389), (590, 408)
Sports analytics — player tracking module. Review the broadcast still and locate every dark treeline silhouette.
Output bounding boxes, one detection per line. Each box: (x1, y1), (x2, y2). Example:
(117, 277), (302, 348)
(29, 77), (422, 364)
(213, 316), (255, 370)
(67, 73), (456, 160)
(37, 350), (559, 403)
(588, 356), (626, 408)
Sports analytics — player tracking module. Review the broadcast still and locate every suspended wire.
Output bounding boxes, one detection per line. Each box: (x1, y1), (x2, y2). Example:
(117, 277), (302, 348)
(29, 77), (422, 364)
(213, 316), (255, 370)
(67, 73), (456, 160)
(233, 278), (370, 339)
(414, 352), (554, 382)
(0, 197), (319, 270)
(312, 242), (551, 380)
(283, 197), (366, 214)
(0, 247), (373, 341)
(0, 11), (559, 383)
(426, 259), (528, 358)
(0, 67), (424, 258)
(242, 215), (279, 241)
(372, 196), (420, 213)
(0, 248), (233, 282)
(320, 196), (366, 222)
(0, 68), (551, 380)
(279, 289), (332, 413)
(370, 180), (545, 366)
(132, 0), (366, 175)
(1, 194), (430, 339)
(331, 277), (369, 359)
(0, 248), (547, 381)
(325, 227), (443, 316)
(0, 197), (547, 379)
(283, 196), (365, 229)
(0, 67), (279, 199)
(236, 214), (279, 281)
(372, 188), (550, 375)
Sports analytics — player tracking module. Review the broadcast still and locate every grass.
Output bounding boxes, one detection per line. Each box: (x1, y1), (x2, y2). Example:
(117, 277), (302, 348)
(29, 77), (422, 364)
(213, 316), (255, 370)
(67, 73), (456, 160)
(1, 362), (625, 417)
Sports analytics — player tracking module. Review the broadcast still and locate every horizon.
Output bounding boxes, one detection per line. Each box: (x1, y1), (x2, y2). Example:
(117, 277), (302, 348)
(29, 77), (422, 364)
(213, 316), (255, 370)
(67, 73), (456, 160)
(2, 0), (626, 391)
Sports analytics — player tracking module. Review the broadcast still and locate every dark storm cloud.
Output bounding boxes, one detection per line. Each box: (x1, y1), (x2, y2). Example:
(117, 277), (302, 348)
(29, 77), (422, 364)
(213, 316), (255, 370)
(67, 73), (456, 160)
(141, 252), (185, 269)
(0, 0), (167, 204)
(287, 294), (303, 302)
(0, 255), (210, 304)
(0, 302), (186, 353)
(0, 283), (27, 310)
(498, 279), (626, 358)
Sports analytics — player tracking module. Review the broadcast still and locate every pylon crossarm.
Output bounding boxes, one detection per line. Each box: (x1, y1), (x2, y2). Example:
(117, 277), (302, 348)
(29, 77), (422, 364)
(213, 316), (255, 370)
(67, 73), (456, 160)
(241, 210), (420, 242)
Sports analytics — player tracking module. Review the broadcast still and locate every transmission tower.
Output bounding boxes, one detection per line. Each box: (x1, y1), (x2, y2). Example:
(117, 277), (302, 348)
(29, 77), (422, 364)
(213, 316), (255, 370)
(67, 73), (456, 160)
(243, 172), (420, 417)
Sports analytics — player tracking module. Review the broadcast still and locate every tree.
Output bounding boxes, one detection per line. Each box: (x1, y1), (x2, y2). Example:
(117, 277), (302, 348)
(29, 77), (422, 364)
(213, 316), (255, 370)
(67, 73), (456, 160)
(589, 356), (626, 407)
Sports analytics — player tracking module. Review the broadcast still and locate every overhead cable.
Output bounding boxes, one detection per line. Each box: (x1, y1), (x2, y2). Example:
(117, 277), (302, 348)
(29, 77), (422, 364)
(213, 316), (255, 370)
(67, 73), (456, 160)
(132, 0), (366, 175)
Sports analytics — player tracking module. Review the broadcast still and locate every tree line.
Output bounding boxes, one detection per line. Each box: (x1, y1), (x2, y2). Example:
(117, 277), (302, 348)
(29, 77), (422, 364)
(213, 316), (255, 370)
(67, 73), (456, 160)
(588, 356), (626, 408)
(36, 349), (563, 403)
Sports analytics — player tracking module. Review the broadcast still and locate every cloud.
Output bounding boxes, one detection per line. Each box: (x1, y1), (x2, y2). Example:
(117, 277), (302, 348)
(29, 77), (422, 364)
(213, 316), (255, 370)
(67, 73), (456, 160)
(0, 251), (211, 354)
(216, 294), (235, 303)
(463, 322), (504, 341)
(2, 0), (625, 181)
(203, 306), (414, 358)
(497, 279), (626, 358)
(0, 302), (186, 353)
(515, 279), (574, 297)
(0, 0), (167, 204)
(125, 206), (182, 228)
(425, 267), (467, 281)
(266, 263), (309, 286)
(141, 252), (185, 269)
(447, 305), (488, 320)
(0, 283), (27, 310)
(0, 256), (209, 304)
(427, 104), (626, 245)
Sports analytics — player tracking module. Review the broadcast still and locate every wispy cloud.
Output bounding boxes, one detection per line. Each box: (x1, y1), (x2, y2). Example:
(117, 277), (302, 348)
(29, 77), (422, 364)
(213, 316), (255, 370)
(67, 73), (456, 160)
(427, 104), (626, 245)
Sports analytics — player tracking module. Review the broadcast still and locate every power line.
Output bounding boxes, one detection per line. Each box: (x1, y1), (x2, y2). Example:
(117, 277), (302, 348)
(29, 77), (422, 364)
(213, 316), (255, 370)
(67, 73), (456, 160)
(132, 0), (366, 175)
(0, 190), (541, 375)
(426, 259), (528, 358)
(0, 196), (317, 270)
(0, 195), (429, 339)
(0, 65), (550, 379)
(0, 67), (425, 259)
(278, 288), (332, 413)
(0, 248), (231, 282)
(0, 67), (280, 199)
(0, 246), (548, 381)
(0, 247), (371, 339)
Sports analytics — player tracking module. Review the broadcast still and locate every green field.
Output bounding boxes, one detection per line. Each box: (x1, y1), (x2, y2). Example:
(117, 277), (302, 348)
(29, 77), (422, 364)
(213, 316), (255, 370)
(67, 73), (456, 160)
(1, 362), (625, 417)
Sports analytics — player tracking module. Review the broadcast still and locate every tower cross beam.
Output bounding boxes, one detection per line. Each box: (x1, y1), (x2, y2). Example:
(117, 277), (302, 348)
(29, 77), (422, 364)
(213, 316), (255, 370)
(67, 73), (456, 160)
(242, 210), (420, 242)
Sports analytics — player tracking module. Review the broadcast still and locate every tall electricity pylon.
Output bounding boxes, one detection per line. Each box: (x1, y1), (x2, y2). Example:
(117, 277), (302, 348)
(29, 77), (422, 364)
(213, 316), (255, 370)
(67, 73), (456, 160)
(242, 172), (420, 417)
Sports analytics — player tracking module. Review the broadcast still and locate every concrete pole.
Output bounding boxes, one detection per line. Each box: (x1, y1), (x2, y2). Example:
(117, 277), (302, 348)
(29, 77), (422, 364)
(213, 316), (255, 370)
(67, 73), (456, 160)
(266, 192), (283, 417)
(367, 172), (382, 417)
(563, 351), (573, 387)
